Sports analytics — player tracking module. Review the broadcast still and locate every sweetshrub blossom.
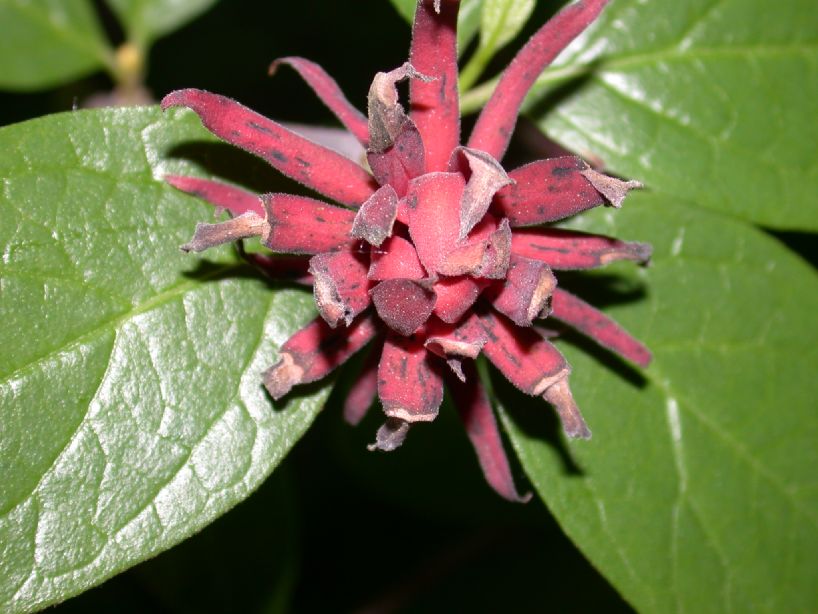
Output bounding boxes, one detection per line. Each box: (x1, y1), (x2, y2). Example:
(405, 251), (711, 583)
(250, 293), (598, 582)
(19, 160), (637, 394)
(162, 0), (651, 501)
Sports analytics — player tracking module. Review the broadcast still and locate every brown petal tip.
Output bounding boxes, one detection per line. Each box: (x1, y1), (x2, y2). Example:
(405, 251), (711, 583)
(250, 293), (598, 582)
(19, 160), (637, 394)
(543, 378), (592, 440)
(580, 168), (643, 208)
(263, 353), (304, 400)
(350, 185), (398, 247)
(180, 212), (265, 252)
(368, 418), (411, 451)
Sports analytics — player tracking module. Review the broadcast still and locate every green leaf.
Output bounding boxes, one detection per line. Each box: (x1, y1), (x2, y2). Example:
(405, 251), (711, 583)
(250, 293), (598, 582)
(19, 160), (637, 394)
(0, 107), (328, 612)
(106, 0), (219, 47)
(0, 0), (113, 90)
(526, 0), (818, 230)
(459, 0), (535, 90)
(502, 195), (818, 613)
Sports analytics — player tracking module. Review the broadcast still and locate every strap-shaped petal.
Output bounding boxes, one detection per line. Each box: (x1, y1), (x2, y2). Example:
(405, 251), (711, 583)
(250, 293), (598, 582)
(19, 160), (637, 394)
(270, 56), (369, 145)
(511, 228), (652, 270)
(343, 342), (382, 426)
(468, 0), (610, 160)
(409, 0), (461, 171)
(264, 313), (379, 400)
(551, 288), (651, 367)
(378, 333), (444, 423)
(446, 362), (532, 502)
(162, 89), (377, 206)
(492, 157), (604, 226)
(165, 175), (263, 216)
(261, 193), (355, 254)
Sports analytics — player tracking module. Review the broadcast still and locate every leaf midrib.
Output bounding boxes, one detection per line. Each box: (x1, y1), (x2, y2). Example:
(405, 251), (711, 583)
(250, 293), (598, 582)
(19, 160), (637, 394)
(0, 262), (241, 387)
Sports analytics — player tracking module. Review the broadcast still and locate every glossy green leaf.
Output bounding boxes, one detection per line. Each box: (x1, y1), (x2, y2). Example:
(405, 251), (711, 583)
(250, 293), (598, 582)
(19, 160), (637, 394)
(459, 0), (534, 90)
(106, 0), (219, 47)
(526, 0), (818, 230)
(502, 194), (818, 613)
(0, 0), (113, 90)
(0, 107), (328, 613)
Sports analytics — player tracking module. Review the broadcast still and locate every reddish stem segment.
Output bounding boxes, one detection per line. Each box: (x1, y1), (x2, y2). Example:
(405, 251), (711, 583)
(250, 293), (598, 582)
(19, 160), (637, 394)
(409, 0), (461, 172)
(270, 56), (370, 145)
(446, 362), (531, 503)
(551, 288), (652, 367)
(492, 157), (604, 226)
(264, 314), (379, 400)
(511, 228), (652, 270)
(378, 333), (444, 423)
(467, 0), (610, 160)
(165, 175), (263, 216)
(261, 193), (355, 254)
(162, 89), (377, 206)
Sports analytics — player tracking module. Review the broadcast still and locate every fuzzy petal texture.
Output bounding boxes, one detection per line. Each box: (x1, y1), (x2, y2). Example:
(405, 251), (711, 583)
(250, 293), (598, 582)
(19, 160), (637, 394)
(162, 89), (377, 206)
(468, 0), (611, 160)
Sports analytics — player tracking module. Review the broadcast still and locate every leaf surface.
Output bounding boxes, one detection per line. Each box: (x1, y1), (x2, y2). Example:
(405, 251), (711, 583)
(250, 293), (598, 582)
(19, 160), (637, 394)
(0, 108), (328, 612)
(106, 0), (219, 46)
(525, 0), (818, 230)
(502, 194), (818, 613)
(0, 0), (112, 90)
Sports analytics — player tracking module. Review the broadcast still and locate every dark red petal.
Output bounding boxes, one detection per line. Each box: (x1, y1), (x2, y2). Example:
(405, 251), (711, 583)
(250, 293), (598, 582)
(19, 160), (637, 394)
(467, 0), (611, 160)
(165, 175), (263, 216)
(449, 147), (513, 239)
(433, 277), (485, 323)
(409, 0), (460, 172)
(493, 157), (603, 226)
(424, 314), (487, 380)
(367, 125), (426, 197)
(309, 249), (371, 328)
(551, 288), (652, 367)
(406, 172), (464, 274)
(270, 56), (369, 145)
(367, 64), (427, 195)
(181, 212), (264, 252)
(446, 362), (532, 502)
(487, 255), (556, 327)
(343, 341), (382, 426)
(350, 185), (398, 247)
(511, 228), (652, 270)
(264, 313), (378, 399)
(438, 218), (511, 279)
(371, 279), (437, 336)
(479, 310), (570, 396)
(378, 333), (444, 423)
(162, 89), (377, 206)
(368, 235), (426, 281)
(261, 193), (355, 254)
(245, 253), (312, 285)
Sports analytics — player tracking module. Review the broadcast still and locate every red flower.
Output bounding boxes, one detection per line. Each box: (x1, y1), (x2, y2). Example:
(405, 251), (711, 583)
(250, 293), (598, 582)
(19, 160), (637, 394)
(162, 0), (650, 502)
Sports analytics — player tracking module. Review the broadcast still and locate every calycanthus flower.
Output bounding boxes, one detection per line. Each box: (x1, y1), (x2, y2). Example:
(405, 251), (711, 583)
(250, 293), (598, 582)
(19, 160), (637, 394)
(162, 0), (651, 502)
